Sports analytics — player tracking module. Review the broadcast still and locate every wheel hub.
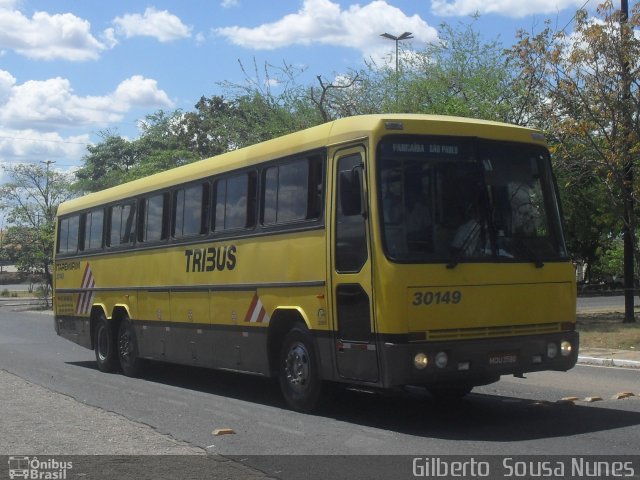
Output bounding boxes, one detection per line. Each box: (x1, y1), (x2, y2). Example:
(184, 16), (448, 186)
(284, 342), (309, 391)
(119, 331), (132, 361)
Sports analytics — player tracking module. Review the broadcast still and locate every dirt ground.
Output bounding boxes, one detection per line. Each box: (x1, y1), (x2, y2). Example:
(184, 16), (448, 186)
(577, 312), (640, 350)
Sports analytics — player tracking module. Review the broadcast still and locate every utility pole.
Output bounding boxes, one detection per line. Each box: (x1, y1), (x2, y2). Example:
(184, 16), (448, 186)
(620, 0), (635, 323)
(40, 160), (55, 227)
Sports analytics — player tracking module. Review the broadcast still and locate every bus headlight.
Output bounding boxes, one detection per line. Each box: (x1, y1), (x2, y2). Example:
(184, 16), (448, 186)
(560, 341), (573, 357)
(435, 351), (448, 369)
(547, 342), (558, 359)
(414, 353), (429, 370)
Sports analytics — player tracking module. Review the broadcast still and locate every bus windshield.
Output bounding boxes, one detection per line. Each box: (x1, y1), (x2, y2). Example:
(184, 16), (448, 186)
(377, 136), (567, 265)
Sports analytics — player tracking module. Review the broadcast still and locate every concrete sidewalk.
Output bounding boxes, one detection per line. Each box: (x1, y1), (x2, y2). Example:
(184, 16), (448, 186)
(0, 370), (269, 478)
(578, 347), (640, 369)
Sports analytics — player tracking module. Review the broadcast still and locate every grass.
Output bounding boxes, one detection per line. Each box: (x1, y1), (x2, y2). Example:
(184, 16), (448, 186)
(577, 312), (640, 350)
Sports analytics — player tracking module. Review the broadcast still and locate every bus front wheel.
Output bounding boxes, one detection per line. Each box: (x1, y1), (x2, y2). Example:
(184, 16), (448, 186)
(94, 314), (117, 373)
(118, 317), (143, 377)
(278, 326), (323, 412)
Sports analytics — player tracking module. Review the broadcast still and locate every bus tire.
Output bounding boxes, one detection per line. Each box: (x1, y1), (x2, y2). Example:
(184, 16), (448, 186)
(278, 326), (323, 412)
(118, 317), (143, 377)
(94, 314), (117, 373)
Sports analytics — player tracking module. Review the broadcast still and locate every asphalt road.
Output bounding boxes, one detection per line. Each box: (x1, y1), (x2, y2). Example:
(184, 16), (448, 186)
(1, 310), (639, 479)
(576, 295), (631, 313)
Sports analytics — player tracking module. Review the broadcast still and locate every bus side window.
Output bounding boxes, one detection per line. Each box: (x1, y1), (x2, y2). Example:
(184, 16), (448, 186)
(141, 193), (169, 242)
(57, 215), (80, 255)
(108, 202), (136, 247)
(307, 155), (324, 220)
(213, 172), (256, 232)
(83, 209), (104, 251)
(261, 155), (324, 226)
(173, 183), (209, 238)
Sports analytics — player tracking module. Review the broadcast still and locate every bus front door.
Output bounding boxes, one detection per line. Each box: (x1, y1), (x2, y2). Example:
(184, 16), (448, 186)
(331, 146), (379, 383)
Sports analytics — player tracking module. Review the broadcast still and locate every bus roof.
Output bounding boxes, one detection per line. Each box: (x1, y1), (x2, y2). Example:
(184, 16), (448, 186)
(57, 114), (544, 216)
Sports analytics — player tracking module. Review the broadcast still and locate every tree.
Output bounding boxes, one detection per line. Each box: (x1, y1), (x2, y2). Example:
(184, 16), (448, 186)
(76, 111), (199, 192)
(0, 162), (75, 298)
(555, 164), (618, 282)
(74, 132), (140, 192)
(305, 19), (523, 121)
(401, 19), (520, 121)
(511, 1), (640, 321)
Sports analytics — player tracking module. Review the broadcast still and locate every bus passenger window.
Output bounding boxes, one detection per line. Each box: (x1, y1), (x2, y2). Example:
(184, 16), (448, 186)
(108, 203), (136, 247)
(57, 215), (80, 254)
(173, 184), (208, 237)
(262, 156), (323, 226)
(214, 172), (256, 232)
(84, 209), (104, 250)
(142, 193), (169, 242)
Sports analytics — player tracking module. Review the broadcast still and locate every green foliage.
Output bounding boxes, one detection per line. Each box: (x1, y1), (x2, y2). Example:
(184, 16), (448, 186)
(509, 1), (640, 305)
(400, 20), (518, 121)
(74, 134), (139, 191)
(76, 111), (200, 192)
(313, 18), (521, 120)
(0, 163), (74, 289)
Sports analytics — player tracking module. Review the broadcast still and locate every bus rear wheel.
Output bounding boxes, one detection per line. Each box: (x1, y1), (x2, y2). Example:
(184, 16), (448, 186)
(278, 326), (323, 412)
(118, 317), (143, 377)
(94, 314), (117, 373)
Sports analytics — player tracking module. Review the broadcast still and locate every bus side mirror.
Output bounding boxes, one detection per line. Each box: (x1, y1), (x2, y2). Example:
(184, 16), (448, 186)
(339, 167), (366, 217)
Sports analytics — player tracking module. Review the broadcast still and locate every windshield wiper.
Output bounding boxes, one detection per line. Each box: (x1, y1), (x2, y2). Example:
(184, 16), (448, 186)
(446, 222), (482, 269)
(517, 240), (545, 268)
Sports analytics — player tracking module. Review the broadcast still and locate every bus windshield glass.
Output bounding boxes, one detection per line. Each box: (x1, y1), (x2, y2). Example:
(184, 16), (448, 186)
(377, 136), (567, 265)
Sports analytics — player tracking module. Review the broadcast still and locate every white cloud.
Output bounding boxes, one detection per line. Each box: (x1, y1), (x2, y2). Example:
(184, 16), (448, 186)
(113, 7), (192, 42)
(0, 0), (18, 9)
(101, 27), (119, 49)
(195, 32), (207, 46)
(0, 70), (173, 131)
(0, 5), (107, 61)
(0, 129), (88, 166)
(221, 0), (239, 7)
(430, 0), (590, 18)
(215, 0), (438, 56)
(112, 76), (173, 110)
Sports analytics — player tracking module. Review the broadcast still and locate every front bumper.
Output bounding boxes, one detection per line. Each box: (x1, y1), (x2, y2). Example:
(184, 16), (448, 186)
(379, 331), (579, 388)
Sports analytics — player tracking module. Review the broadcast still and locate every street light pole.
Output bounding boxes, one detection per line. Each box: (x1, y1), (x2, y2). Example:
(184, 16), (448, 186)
(380, 32), (413, 107)
(380, 32), (414, 74)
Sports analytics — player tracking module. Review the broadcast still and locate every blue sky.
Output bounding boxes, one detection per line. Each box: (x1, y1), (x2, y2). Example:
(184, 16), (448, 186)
(0, 0), (598, 181)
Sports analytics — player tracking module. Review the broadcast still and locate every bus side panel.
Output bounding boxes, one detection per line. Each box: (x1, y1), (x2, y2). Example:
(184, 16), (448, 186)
(136, 291), (170, 359)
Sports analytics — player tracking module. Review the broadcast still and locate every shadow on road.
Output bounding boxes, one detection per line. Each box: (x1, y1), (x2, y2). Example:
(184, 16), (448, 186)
(66, 359), (640, 443)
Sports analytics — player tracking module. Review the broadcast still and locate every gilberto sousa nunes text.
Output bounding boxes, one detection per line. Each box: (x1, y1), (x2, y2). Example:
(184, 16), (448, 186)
(411, 457), (637, 478)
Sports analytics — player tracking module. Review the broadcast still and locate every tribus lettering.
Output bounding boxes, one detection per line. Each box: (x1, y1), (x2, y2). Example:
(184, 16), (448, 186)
(185, 245), (237, 273)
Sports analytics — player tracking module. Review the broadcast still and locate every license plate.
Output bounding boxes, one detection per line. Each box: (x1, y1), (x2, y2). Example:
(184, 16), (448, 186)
(488, 352), (518, 366)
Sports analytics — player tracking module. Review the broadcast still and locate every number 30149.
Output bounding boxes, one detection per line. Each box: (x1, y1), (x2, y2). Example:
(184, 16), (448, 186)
(412, 290), (462, 306)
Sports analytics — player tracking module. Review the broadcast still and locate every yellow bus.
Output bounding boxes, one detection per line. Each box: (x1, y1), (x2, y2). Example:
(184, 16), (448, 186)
(54, 114), (578, 411)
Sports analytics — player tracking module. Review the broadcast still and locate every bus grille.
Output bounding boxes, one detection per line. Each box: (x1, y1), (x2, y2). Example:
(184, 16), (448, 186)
(425, 322), (562, 341)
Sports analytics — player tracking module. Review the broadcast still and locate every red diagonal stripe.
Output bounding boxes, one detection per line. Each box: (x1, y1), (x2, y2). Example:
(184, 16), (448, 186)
(244, 293), (258, 322)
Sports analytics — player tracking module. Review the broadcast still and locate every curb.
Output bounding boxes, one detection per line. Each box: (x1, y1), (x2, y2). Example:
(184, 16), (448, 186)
(578, 356), (640, 369)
